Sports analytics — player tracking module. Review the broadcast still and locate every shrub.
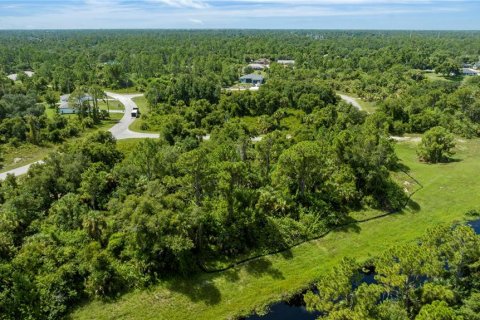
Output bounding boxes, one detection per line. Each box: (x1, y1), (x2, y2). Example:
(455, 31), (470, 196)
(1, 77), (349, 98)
(417, 126), (455, 163)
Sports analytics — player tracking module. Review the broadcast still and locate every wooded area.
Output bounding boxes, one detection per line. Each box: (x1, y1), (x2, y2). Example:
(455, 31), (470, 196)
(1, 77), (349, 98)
(0, 30), (480, 319)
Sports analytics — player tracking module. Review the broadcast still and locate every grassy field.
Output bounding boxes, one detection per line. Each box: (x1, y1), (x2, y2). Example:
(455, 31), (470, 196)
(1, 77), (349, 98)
(99, 100), (124, 111)
(71, 138), (480, 320)
(0, 143), (53, 172)
(423, 71), (466, 84)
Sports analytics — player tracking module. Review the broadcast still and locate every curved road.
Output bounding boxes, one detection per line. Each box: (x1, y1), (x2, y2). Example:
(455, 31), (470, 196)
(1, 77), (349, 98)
(106, 92), (159, 140)
(0, 93), (159, 180)
(339, 94), (362, 110)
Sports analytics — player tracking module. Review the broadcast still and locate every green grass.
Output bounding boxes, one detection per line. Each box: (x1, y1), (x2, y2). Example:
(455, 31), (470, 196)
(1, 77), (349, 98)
(71, 138), (480, 320)
(96, 112), (123, 130)
(423, 72), (466, 84)
(99, 100), (124, 111)
(45, 106), (57, 119)
(105, 87), (140, 94)
(128, 96), (159, 133)
(116, 139), (144, 156)
(0, 143), (53, 172)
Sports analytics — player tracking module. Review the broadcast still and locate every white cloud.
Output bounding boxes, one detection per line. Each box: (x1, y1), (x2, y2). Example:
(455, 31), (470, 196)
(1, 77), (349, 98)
(152, 0), (208, 9)
(0, 0), (472, 29)
(207, 0), (465, 3)
(189, 18), (204, 24)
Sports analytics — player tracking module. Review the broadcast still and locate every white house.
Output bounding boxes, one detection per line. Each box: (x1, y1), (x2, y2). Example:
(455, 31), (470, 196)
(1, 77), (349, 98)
(248, 63), (266, 71)
(277, 60), (295, 65)
(462, 68), (480, 76)
(240, 74), (264, 85)
(58, 94), (93, 114)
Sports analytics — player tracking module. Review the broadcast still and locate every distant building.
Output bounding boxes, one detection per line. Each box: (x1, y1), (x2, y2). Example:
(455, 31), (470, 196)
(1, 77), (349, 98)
(6, 71), (34, 81)
(58, 93), (93, 114)
(277, 60), (295, 66)
(462, 68), (480, 76)
(248, 63), (266, 71)
(254, 58), (270, 65)
(240, 74), (264, 85)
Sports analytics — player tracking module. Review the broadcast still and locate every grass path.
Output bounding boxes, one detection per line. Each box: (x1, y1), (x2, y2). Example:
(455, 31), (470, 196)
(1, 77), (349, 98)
(72, 138), (480, 320)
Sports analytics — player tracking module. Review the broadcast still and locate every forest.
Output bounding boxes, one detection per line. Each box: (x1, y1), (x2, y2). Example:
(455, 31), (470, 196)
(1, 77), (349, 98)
(0, 30), (480, 319)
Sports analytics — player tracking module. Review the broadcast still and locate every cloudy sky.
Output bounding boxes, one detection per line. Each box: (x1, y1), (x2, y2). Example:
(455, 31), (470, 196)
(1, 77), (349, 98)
(0, 0), (478, 30)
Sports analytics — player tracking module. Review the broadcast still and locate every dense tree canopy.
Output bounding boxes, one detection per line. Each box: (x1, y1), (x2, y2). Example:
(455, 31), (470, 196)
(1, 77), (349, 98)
(1, 29), (480, 319)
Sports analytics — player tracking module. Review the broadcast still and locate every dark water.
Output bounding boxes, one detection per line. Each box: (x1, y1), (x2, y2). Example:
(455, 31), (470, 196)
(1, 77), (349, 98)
(468, 218), (480, 234)
(245, 219), (480, 320)
(244, 267), (375, 320)
(245, 300), (321, 320)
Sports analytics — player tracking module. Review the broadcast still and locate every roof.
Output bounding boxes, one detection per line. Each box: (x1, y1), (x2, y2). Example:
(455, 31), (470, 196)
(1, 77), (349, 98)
(463, 68), (479, 74)
(254, 58), (270, 64)
(6, 71), (34, 81)
(248, 63), (265, 69)
(58, 94), (93, 109)
(240, 73), (264, 81)
(277, 60), (295, 64)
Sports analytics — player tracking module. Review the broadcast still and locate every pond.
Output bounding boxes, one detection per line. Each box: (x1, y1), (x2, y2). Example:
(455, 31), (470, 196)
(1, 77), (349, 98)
(244, 266), (375, 320)
(468, 218), (480, 234)
(245, 297), (320, 320)
(245, 219), (480, 320)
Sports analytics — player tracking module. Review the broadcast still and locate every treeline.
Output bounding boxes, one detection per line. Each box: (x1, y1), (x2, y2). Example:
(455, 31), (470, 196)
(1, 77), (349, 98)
(0, 99), (403, 319)
(142, 76), (338, 135)
(2, 30), (480, 138)
(378, 76), (480, 137)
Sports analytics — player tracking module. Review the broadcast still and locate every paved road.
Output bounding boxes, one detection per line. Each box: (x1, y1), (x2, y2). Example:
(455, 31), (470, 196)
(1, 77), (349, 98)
(0, 160), (44, 181)
(339, 94), (362, 110)
(106, 92), (160, 140)
(0, 93), (159, 180)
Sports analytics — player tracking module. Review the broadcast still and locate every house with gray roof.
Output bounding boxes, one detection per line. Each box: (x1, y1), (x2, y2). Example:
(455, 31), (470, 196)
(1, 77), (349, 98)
(58, 94), (93, 114)
(277, 60), (295, 65)
(462, 68), (480, 76)
(240, 74), (264, 85)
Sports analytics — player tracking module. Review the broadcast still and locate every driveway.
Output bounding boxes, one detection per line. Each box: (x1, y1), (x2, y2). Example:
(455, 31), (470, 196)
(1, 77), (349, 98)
(106, 92), (160, 140)
(0, 93), (159, 180)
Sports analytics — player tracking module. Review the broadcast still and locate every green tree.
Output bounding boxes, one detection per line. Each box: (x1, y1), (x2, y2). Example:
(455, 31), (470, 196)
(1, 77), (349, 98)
(44, 89), (59, 110)
(435, 59), (460, 77)
(415, 301), (460, 320)
(273, 141), (326, 199)
(417, 126), (455, 163)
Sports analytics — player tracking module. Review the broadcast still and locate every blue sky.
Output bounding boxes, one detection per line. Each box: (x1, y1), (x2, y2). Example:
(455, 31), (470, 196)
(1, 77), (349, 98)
(0, 0), (478, 30)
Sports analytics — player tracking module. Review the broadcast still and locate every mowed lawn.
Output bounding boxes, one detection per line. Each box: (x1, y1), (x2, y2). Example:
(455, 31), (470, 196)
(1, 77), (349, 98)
(71, 139), (480, 320)
(128, 96), (160, 133)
